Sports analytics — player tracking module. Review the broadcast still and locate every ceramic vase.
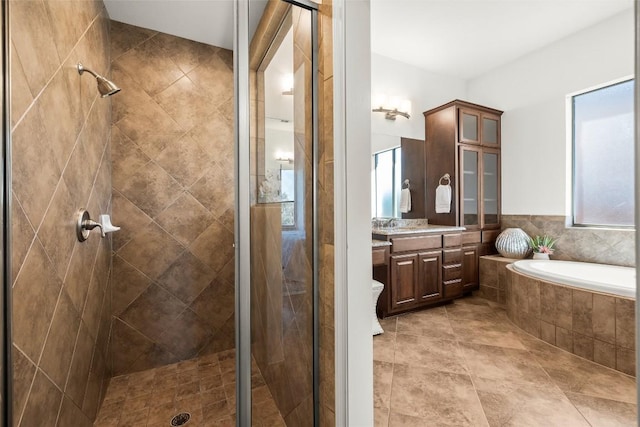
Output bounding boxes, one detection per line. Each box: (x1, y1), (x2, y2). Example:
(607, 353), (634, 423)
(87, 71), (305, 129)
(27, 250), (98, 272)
(533, 252), (550, 260)
(495, 228), (532, 259)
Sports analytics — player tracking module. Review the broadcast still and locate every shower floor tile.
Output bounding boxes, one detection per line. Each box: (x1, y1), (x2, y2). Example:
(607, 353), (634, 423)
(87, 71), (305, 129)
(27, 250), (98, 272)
(94, 350), (284, 426)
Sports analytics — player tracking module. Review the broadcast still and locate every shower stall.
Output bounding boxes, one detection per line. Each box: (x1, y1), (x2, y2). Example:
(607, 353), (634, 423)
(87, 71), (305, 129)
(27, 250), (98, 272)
(0, 0), (334, 425)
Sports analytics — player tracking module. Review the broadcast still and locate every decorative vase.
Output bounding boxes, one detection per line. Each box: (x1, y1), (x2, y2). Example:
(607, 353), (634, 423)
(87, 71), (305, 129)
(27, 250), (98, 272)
(533, 252), (550, 260)
(495, 228), (532, 259)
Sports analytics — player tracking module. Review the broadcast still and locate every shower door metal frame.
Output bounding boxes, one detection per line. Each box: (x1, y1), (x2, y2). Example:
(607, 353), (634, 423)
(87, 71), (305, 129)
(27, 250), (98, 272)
(1, 0), (12, 425)
(234, 0), (319, 425)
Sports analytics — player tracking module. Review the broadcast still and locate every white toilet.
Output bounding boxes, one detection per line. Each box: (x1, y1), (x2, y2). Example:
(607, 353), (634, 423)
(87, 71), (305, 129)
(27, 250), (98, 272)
(372, 280), (384, 335)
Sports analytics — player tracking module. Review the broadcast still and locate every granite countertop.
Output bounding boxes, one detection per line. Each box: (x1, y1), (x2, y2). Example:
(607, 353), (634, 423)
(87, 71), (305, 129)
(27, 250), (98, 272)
(372, 239), (392, 247)
(372, 224), (466, 236)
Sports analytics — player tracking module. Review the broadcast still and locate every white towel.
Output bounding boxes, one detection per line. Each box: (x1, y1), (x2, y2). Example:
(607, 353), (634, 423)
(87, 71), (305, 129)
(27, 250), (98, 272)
(399, 188), (411, 213)
(435, 184), (451, 213)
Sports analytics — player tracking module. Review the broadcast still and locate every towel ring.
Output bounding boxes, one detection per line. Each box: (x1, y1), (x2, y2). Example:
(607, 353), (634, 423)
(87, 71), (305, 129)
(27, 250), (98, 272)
(402, 179), (410, 189)
(439, 174), (451, 186)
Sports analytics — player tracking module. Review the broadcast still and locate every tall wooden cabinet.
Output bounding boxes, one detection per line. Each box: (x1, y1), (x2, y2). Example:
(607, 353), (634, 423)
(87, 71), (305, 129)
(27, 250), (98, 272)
(423, 100), (503, 291)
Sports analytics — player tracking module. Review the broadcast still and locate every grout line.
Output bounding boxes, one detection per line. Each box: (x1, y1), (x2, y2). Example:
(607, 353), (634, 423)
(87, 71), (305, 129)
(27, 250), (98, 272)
(11, 6), (105, 131)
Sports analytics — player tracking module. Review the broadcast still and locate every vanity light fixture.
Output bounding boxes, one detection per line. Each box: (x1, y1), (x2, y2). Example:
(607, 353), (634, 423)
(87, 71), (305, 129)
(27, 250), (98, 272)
(275, 151), (294, 163)
(372, 94), (411, 120)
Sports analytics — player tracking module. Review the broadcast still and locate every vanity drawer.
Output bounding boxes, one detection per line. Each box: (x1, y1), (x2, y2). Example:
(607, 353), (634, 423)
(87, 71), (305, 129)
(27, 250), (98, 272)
(443, 233), (462, 247)
(442, 248), (462, 264)
(444, 279), (463, 298)
(442, 263), (462, 281)
(391, 235), (442, 253)
(462, 231), (482, 245)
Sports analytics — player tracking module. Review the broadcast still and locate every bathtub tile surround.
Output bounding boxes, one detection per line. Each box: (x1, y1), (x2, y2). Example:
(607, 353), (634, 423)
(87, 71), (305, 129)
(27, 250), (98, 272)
(374, 296), (637, 426)
(501, 215), (635, 267)
(478, 255), (514, 304)
(110, 22), (235, 375)
(506, 266), (636, 376)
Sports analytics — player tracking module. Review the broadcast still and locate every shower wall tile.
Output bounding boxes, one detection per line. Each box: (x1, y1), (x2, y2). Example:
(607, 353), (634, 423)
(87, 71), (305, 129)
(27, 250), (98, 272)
(10, 194), (35, 284)
(20, 370), (63, 427)
(38, 289), (81, 390)
(9, 42), (33, 128)
(10, 0), (61, 97)
(10, 2), (113, 425)
(110, 20), (157, 61)
(110, 23), (236, 375)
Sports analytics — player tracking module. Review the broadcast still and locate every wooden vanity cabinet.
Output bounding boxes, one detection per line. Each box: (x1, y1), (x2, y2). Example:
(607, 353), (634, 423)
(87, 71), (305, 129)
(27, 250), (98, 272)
(375, 231), (464, 317)
(423, 100), (503, 292)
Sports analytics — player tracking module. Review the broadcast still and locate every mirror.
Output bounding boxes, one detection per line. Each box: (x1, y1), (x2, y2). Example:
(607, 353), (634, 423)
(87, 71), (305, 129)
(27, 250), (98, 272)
(256, 21), (296, 227)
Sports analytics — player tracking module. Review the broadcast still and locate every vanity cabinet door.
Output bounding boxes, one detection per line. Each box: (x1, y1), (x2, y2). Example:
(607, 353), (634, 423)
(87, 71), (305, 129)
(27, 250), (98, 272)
(390, 253), (418, 310)
(481, 113), (500, 147)
(417, 250), (443, 302)
(460, 146), (481, 229)
(482, 148), (500, 228)
(459, 109), (480, 144)
(462, 245), (479, 290)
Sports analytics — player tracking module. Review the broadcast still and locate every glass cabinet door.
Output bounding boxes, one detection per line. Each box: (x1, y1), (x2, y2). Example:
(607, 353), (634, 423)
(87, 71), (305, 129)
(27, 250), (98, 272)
(482, 149), (500, 227)
(481, 114), (500, 146)
(460, 147), (480, 227)
(459, 109), (480, 144)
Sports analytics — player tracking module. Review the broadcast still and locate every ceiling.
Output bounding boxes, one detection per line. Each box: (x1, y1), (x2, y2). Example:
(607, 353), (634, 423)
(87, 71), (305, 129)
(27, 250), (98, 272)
(104, 0), (633, 80)
(371, 0), (633, 79)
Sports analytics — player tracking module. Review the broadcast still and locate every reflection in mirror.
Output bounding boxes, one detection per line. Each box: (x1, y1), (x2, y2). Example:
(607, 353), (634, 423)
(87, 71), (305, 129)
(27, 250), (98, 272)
(258, 25), (296, 227)
(372, 146), (401, 218)
(249, 0), (317, 423)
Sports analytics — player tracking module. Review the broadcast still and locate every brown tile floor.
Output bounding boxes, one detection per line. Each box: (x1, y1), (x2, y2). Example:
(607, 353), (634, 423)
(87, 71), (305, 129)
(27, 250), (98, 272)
(94, 350), (285, 426)
(374, 295), (638, 427)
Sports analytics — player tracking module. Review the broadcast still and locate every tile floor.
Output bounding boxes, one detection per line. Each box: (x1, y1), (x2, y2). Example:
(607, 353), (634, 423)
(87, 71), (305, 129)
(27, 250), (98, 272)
(374, 295), (637, 427)
(94, 350), (284, 426)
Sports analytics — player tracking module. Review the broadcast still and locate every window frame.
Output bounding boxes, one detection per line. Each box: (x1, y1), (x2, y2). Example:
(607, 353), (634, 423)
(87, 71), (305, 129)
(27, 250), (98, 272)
(569, 76), (635, 229)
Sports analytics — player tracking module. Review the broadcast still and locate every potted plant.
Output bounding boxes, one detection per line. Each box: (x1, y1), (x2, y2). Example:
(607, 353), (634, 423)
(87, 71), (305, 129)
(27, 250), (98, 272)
(527, 235), (557, 260)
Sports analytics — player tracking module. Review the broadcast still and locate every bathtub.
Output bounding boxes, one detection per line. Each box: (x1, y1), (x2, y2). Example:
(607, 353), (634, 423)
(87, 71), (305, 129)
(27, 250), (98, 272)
(512, 259), (636, 298)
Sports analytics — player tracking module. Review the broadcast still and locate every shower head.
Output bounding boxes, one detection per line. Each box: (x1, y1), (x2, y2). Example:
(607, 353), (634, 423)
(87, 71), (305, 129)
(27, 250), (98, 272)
(77, 63), (121, 97)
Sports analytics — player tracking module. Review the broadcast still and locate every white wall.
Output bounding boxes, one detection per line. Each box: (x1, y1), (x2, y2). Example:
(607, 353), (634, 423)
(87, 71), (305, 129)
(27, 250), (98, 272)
(371, 54), (466, 153)
(467, 9), (634, 216)
(335, 0), (374, 424)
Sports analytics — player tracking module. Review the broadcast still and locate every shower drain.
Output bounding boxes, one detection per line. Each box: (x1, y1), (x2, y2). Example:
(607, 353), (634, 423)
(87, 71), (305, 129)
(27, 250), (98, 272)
(170, 413), (191, 426)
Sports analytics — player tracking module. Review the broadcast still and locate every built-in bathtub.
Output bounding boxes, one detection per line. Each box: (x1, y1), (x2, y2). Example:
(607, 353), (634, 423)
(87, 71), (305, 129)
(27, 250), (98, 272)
(505, 260), (636, 376)
(513, 260), (635, 298)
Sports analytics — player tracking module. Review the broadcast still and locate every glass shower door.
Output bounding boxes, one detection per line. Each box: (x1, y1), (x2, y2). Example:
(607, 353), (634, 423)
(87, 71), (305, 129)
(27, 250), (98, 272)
(237, 0), (318, 424)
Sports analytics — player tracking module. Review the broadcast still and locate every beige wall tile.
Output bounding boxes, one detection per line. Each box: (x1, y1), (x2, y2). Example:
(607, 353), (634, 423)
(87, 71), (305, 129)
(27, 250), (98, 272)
(593, 340), (616, 370)
(20, 370), (64, 427)
(540, 321), (555, 345)
(615, 298), (635, 350)
(572, 290), (593, 337)
(572, 333), (594, 361)
(555, 286), (573, 331)
(592, 294), (616, 344)
(616, 347), (635, 376)
(556, 327), (573, 353)
(10, 0), (61, 96)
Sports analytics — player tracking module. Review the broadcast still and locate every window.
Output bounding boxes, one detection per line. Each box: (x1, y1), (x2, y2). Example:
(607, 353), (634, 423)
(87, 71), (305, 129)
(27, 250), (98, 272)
(572, 79), (634, 227)
(372, 147), (401, 218)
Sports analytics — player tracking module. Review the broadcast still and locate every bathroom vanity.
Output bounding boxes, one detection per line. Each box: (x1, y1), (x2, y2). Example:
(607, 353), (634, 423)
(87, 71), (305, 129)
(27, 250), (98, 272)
(372, 225), (471, 318)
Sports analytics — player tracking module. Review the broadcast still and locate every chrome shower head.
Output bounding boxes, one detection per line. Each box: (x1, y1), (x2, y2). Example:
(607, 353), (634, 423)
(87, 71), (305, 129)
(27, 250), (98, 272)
(77, 62), (121, 97)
